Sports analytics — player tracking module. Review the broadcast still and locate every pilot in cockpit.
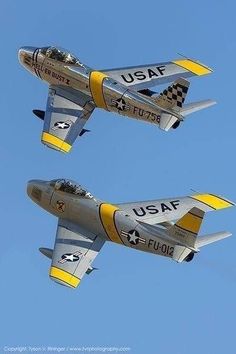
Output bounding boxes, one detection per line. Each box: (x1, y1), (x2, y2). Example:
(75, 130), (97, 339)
(41, 47), (81, 65)
(52, 179), (93, 199)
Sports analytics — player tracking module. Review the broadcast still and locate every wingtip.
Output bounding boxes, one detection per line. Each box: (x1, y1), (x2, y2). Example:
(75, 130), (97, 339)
(173, 58), (213, 75)
(192, 193), (235, 210)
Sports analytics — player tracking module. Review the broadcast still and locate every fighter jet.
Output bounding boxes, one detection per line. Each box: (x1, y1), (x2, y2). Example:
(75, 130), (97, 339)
(27, 178), (234, 289)
(19, 46), (216, 153)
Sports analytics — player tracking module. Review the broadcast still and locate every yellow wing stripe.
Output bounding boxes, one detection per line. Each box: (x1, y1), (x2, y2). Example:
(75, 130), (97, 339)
(50, 266), (80, 288)
(99, 203), (123, 244)
(173, 59), (212, 76)
(176, 212), (203, 235)
(89, 71), (108, 109)
(192, 194), (234, 210)
(41, 132), (71, 153)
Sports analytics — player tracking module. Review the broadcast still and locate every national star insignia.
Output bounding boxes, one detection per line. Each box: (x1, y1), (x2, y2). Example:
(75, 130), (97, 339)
(121, 229), (146, 246)
(115, 98), (127, 111)
(52, 121), (71, 130)
(127, 230), (140, 244)
(59, 251), (81, 264)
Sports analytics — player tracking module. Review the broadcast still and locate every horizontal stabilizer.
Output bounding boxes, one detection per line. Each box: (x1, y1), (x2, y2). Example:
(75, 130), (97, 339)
(196, 231), (232, 248)
(181, 99), (216, 116)
(173, 245), (192, 263)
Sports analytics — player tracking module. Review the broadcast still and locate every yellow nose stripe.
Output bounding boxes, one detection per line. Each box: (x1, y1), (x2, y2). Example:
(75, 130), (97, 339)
(99, 203), (123, 244)
(89, 71), (108, 109)
(173, 59), (212, 76)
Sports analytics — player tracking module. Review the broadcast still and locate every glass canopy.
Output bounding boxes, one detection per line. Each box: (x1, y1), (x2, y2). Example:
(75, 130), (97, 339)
(50, 179), (93, 199)
(40, 46), (81, 65)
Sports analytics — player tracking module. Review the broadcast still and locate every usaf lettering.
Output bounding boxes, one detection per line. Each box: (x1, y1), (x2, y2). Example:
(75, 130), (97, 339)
(132, 200), (180, 217)
(121, 66), (166, 84)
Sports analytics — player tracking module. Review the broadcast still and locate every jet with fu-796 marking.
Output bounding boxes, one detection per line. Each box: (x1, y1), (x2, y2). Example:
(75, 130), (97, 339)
(19, 46), (215, 153)
(27, 178), (234, 289)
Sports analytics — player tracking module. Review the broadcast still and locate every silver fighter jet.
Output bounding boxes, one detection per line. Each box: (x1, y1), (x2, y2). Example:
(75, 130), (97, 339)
(27, 179), (234, 289)
(19, 46), (216, 153)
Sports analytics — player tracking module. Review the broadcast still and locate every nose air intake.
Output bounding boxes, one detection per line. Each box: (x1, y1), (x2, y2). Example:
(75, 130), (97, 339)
(27, 179), (45, 201)
(18, 46), (36, 62)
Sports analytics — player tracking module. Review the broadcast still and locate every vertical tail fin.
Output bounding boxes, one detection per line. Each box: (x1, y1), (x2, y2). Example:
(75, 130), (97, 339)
(167, 203), (234, 262)
(153, 78), (189, 131)
(169, 207), (204, 262)
(169, 207), (204, 248)
(154, 77), (190, 111)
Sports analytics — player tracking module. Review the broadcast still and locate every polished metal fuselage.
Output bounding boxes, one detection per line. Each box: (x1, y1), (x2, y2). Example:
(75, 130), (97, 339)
(27, 180), (176, 260)
(20, 48), (180, 126)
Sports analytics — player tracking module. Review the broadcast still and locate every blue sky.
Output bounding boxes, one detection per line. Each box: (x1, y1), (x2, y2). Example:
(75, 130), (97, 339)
(1, 1), (236, 353)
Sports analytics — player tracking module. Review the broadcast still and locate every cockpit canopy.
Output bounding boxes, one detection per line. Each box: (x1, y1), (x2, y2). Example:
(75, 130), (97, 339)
(50, 179), (93, 199)
(40, 46), (82, 65)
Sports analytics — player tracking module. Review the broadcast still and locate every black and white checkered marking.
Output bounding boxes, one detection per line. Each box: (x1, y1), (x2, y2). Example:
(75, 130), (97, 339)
(121, 229), (146, 245)
(58, 251), (82, 264)
(160, 83), (188, 108)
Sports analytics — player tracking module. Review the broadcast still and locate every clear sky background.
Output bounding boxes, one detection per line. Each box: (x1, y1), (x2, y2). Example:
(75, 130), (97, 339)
(1, 1), (236, 353)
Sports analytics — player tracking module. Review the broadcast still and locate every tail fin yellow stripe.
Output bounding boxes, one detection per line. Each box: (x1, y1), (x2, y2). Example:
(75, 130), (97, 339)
(99, 204), (123, 244)
(173, 59), (212, 76)
(89, 71), (108, 109)
(176, 210), (203, 235)
(50, 266), (80, 288)
(192, 194), (234, 210)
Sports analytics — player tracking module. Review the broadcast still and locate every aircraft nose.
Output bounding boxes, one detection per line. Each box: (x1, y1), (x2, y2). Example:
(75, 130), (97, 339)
(27, 179), (45, 201)
(18, 46), (37, 65)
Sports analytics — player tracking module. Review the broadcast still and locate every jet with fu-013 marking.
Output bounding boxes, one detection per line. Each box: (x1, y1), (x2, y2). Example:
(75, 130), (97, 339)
(19, 46), (215, 153)
(27, 178), (234, 289)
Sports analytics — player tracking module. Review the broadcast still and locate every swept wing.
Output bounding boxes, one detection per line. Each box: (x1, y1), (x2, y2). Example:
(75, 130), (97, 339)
(41, 85), (95, 153)
(118, 193), (234, 225)
(103, 58), (212, 91)
(49, 219), (104, 288)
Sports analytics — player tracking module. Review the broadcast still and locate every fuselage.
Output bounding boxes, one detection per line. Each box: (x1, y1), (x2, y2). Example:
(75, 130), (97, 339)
(18, 46), (180, 126)
(27, 179), (176, 260)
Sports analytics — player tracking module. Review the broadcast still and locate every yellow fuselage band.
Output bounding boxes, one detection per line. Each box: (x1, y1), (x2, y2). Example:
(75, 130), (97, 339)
(99, 203), (123, 244)
(89, 71), (108, 109)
